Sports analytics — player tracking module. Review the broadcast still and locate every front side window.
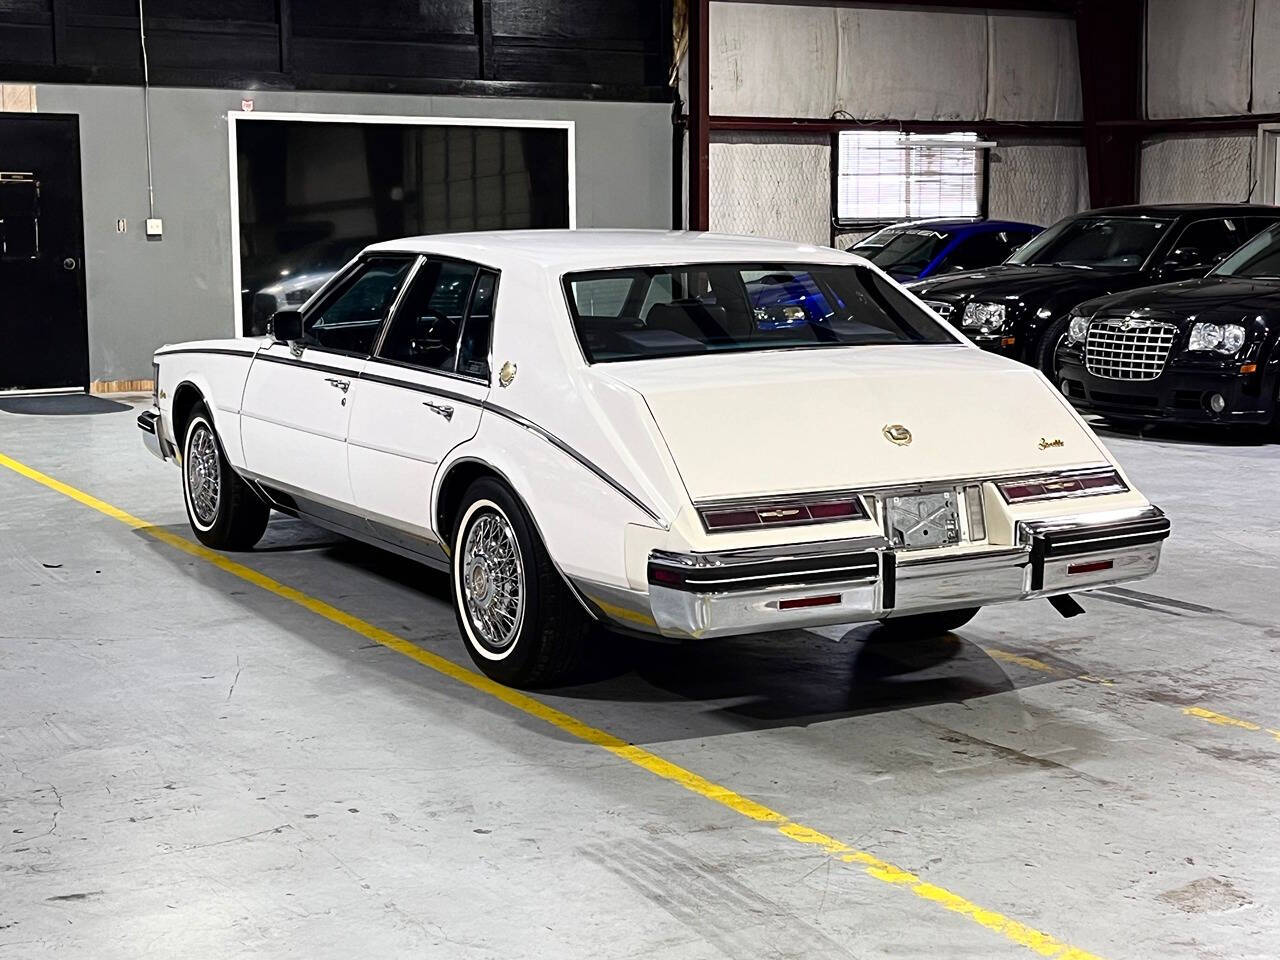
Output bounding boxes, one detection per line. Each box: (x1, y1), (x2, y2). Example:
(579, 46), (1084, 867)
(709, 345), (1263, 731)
(377, 259), (479, 373)
(1212, 224), (1280, 279)
(834, 131), (986, 228)
(1008, 216), (1173, 269)
(563, 262), (958, 363)
(1167, 218), (1247, 268)
(305, 255), (414, 355)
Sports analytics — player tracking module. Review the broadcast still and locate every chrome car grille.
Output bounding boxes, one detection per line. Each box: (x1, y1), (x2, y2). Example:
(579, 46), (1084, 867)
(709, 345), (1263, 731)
(1085, 320), (1177, 381)
(922, 299), (956, 320)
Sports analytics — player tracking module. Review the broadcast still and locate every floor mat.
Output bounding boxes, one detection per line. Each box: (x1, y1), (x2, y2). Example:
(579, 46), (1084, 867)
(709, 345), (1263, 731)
(0, 394), (133, 416)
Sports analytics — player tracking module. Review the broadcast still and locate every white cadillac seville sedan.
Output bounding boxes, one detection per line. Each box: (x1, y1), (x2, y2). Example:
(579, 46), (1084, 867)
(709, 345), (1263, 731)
(139, 230), (1170, 686)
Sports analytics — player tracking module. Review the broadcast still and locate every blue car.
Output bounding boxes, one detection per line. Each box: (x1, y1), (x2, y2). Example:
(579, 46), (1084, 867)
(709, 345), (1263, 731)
(847, 218), (1042, 282)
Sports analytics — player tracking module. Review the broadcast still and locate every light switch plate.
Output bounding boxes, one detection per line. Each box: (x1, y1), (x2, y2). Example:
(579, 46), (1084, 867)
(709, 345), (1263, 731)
(145, 217), (163, 238)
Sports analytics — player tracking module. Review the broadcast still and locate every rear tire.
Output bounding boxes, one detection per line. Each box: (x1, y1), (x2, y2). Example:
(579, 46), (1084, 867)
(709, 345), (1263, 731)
(451, 478), (591, 688)
(181, 406), (270, 550)
(873, 607), (980, 640)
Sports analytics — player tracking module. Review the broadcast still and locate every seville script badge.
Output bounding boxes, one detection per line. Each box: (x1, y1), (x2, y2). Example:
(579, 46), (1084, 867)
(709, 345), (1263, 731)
(498, 361), (518, 388)
(883, 424), (912, 446)
(1039, 437), (1065, 450)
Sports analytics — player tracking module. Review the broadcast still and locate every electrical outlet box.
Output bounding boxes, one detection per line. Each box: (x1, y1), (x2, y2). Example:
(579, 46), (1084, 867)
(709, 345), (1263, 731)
(145, 217), (163, 239)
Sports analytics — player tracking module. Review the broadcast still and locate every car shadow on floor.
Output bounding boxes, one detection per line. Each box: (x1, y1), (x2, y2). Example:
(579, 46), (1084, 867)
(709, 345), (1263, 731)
(1088, 416), (1274, 447)
(136, 517), (1082, 744)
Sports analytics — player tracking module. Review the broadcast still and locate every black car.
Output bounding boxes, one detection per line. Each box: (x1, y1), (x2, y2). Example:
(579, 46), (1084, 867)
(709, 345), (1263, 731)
(1056, 221), (1280, 427)
(906, 204), (1280, 375)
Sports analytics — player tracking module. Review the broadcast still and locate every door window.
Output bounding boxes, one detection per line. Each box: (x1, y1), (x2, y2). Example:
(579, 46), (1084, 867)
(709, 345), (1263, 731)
(376, 259), (480, 374)
(304, 255), (414, 355)
(1167, 219), (1248, 269)
(0, 173), (40, 260)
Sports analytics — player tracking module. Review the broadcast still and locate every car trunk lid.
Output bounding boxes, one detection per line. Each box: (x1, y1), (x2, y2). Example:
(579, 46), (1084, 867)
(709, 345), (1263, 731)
(591, 345), (1107, 501)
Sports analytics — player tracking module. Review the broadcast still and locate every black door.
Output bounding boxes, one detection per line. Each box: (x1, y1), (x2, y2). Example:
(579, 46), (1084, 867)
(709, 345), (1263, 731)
(0, 114), (88, 392)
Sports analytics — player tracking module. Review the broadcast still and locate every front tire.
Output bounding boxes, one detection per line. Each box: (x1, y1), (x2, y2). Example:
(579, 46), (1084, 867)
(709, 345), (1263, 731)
(873, 607), (980, 640)
(451, 478), (591, 687)
(1035, 315), (1071, 378)
(181, 407), (270, 550)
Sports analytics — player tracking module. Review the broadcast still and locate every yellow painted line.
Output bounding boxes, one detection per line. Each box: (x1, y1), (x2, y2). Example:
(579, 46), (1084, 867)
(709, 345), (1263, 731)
(0, 450), (1105, 960)
(983, 647), (1061, 675)
(983, 646), (1115, 686)
(984, 646), (1280, 742)
(1183, 707), (1280, 744)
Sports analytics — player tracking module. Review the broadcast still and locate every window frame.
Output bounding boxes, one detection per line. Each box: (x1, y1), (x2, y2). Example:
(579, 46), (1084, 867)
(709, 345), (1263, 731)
(829, 130), (991, 233)
(298, 252), (420, 359)
(368, 255), (501, 387)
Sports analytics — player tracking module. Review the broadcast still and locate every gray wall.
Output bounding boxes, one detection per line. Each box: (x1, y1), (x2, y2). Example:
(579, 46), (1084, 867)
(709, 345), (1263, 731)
(34, 84), (673, 381)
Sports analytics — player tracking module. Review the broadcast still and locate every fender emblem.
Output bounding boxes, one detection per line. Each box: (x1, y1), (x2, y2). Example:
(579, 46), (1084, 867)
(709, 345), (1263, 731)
(498, 361), (517, 388)
(1039, 437), (1064, 450)
(883, 424), (912, 446)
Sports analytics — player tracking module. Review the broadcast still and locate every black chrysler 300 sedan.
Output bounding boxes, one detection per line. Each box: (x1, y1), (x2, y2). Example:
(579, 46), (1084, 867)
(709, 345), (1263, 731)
(1056, 221), (1280, 427)
(906, 204), (1280, 376)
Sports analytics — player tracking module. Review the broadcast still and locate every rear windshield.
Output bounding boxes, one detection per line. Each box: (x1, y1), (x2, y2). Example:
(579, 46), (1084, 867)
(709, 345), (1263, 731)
(853, 228), (950, 274)
(562, 262), (958, 363)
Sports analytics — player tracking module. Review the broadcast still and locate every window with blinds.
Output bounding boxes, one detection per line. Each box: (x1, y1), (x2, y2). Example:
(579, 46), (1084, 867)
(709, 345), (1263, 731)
(834, 131), (987, 227)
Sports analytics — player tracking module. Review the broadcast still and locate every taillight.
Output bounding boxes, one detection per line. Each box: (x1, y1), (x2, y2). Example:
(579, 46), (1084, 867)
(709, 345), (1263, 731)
(699, 495), (867, 532)
(152, 361), (160, 406)
(996, 469), (1126, 503)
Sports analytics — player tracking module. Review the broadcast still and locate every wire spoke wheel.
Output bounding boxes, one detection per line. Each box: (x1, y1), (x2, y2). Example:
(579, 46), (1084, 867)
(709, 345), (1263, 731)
(461, 511), (525, 652)
(185, 423), (221, 527)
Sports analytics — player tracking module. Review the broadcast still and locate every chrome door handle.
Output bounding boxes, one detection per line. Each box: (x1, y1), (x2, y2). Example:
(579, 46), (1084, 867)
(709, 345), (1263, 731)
(423, 400), (454, 421)
(325, 377), (351, 393)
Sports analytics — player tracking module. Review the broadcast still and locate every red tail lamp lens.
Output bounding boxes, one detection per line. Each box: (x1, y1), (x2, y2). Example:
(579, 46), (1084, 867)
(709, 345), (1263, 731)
(998, 470), (1126, 503)
(699, 497), (865, 532)
(1068, 559), (1114, 575)
(702, 509), (762, 530)
(778, 594), (841, 610)
(807, 500), (860, 520)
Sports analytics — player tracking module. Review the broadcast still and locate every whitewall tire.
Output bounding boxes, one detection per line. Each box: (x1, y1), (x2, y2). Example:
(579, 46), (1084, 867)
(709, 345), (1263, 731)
(180, 406), (270, 550)
(451, 478), (591, 687)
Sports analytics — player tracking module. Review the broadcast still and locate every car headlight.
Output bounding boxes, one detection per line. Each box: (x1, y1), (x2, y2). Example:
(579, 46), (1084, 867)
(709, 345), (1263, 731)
(1068, 315), (1089, 342)
(1188, 321), (1247, 355)
(962, 301), (1006, 331)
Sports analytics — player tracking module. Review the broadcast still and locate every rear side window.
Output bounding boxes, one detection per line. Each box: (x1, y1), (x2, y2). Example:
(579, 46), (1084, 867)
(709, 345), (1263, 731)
(563, 261), (958, 363)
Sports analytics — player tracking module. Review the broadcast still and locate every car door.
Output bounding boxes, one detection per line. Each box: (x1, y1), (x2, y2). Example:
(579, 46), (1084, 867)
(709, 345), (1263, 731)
(240, 253), (416, 509)
(348, 258), (497, 547)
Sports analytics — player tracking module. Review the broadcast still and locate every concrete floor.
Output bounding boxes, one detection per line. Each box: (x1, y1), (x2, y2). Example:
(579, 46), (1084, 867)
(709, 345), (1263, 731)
(2, 397), (1278, 960)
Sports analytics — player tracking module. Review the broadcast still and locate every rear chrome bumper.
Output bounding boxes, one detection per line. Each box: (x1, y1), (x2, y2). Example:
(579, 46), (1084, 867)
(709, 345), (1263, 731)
(583, 506), (1170, 639)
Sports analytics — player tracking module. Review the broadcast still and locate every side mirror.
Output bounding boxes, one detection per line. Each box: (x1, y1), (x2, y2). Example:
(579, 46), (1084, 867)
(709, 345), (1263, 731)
(1161, 246), (1202, 271)
(268, 309), (303, 344)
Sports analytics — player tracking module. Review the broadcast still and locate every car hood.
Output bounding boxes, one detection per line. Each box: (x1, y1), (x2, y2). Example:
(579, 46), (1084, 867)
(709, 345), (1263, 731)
(1078, 276), (1280, 319)
(909, 264), (1126, 304)
(591, 345), (1108, 501)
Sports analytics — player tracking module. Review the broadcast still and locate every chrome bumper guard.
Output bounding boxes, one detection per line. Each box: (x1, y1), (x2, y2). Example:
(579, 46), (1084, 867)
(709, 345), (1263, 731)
(641, 507), (1170, 639)
(138, 409), (170, 461)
